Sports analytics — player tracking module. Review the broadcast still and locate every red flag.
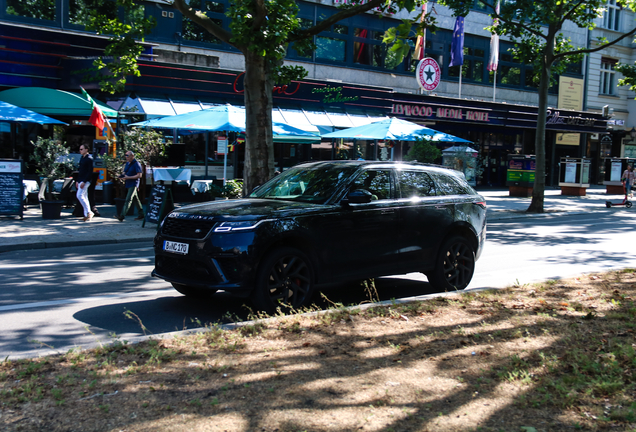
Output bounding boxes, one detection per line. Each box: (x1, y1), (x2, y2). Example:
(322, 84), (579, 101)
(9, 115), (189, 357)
(89, 106), (105, 130)
(81, 87), (106, 130)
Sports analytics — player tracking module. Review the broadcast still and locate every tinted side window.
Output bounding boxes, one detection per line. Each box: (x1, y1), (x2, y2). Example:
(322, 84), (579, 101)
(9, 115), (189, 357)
(352, 170), (393, 200)
(398, 171), (436, 197)
(431, 173), (473, 195)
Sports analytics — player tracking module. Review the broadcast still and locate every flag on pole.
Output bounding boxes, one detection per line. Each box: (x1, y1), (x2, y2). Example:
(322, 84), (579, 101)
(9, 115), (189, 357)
(450, 16), (465, 67)
(487, 1), (500, 72)
(80, 87), (106, 131)
(413, 3), (427, 61)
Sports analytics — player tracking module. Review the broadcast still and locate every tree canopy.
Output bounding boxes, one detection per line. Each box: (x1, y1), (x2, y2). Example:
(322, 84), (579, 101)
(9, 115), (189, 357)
(439, 0), (636, 212)
(89, 0), (434, 193)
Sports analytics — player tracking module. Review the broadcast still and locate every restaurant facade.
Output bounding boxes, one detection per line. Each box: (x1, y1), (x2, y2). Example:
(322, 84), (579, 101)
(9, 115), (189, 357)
(0, 2), (612, 187)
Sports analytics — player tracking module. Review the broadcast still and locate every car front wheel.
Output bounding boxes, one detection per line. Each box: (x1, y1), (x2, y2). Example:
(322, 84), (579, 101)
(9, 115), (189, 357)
(252, 247), (315, 314)
(428, 236), (475, 291)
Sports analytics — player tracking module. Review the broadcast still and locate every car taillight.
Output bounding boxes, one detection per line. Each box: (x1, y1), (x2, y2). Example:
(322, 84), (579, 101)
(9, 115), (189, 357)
(475, 201), (487, 209)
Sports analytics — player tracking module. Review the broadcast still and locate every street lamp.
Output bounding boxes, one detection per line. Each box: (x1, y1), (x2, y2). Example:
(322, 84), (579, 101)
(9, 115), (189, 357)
(630, 127), (636, 140)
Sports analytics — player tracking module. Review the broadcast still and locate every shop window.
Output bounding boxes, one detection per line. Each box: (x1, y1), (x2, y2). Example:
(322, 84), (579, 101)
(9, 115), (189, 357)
(499, 65), (521, 85)
(6, 0), (55, 21)
(602, 0), (620, 31)
(353, 28), (370, 64)
(600, 58), (617, 95)
(448, 46), (486, 83)
(316, 37), (346, 62)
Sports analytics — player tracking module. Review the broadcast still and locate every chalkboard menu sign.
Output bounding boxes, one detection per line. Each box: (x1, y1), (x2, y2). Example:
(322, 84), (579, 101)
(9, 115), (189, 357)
(0, 159), (24, 219)
(144, 183), (174, 227)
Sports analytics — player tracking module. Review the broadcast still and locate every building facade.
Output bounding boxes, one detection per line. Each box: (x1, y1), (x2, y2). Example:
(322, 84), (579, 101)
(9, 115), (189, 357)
(0, 0), (616, 186)
(586, 0), (636, 182)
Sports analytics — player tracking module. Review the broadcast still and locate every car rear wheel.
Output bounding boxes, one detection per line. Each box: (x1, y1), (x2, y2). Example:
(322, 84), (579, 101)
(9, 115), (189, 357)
(252, 247), (315, 314)
(171, 283), (217, 298)
(428, 236), (475, 291)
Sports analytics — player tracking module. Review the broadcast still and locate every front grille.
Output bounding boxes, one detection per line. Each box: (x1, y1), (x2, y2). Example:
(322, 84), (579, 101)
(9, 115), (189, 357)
(155, 255), (221, 285)
(162, 217), (216, 239)
(216, 257), (242, 281)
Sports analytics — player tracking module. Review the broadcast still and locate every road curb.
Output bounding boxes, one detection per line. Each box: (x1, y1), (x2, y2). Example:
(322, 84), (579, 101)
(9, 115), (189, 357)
(0, 237), (154, 253)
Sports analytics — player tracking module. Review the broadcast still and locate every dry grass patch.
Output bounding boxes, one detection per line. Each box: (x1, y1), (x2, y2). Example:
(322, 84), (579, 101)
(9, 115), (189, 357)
(1, 270), (635, 432)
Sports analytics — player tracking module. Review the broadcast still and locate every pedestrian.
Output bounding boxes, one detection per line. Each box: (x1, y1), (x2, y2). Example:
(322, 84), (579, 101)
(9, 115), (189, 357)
(76, 144), (94, 222)
(622, 164), (635, 199)
(114, 151), (145, 222)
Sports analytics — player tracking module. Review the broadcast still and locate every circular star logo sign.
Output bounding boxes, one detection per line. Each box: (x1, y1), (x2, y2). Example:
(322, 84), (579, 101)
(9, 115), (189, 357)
(416, 58), (440, 91)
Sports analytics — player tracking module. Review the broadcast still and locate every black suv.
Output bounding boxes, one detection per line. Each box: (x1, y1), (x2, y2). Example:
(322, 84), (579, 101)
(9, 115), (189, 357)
(152, 161), (487, 313)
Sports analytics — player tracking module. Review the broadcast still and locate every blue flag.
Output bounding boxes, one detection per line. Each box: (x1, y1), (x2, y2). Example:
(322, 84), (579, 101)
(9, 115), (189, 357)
(450, 16), (465, 67)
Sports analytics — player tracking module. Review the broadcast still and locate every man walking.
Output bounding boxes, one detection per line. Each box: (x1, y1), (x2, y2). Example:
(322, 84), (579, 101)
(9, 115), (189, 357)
(115, 151), (145, 222)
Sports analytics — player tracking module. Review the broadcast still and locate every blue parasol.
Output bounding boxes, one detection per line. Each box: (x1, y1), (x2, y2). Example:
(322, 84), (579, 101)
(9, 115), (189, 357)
(321, 117), (470, 142)
(0, 101), (67, 125)
(130, 104), (320, 141)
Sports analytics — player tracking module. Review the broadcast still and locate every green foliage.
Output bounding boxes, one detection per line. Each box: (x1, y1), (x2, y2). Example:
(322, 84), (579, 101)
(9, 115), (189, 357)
(203, 179), (244, 200)
(28, 137), (75, 180)
(616, 63), (636, 92)
(404, 138), (441, 164)
(100, 128), (169, 194)
(222, 179), (244, 199)
(100, 151), (125, 193)
(121, 128), (171, 167)
(86, 0), (156, 93)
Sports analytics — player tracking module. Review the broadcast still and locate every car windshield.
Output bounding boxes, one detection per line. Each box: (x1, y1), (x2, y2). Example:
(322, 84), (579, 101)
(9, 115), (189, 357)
(249, 164), (358, 204)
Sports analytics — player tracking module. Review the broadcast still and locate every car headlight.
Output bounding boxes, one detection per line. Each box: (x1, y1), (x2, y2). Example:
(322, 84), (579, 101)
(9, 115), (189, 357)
(214, 221), (263, 232)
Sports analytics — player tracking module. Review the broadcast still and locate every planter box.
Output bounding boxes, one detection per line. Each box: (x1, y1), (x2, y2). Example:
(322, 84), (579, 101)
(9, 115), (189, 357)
(561, 186), (587, 196)
(508, 186), (533, 197)
(606, 185), (625, 195)
(41, 200), (64, 219)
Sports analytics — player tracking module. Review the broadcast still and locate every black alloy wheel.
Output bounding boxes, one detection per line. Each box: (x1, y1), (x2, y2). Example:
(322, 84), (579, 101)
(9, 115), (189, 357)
(171, 283), (217, 298)
(428, 236), (475, 291)
(252, 247), (315, 314)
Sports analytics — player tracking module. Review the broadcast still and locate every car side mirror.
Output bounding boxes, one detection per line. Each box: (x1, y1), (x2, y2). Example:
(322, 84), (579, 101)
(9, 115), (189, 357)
(342, 189), (372, 206)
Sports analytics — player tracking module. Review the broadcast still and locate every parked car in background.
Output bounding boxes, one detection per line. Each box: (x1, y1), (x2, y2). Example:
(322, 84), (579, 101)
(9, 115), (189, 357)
(152, 161), (487, 313)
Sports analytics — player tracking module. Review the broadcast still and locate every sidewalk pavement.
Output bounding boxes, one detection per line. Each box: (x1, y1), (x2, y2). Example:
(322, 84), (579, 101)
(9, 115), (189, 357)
(0, 185), (631, 253)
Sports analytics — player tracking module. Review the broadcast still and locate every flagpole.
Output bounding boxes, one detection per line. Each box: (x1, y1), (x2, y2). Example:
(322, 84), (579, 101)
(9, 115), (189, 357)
(459, 66), (462, 99)
(105, 119), (117, 141)
(493, 71), (497, 102)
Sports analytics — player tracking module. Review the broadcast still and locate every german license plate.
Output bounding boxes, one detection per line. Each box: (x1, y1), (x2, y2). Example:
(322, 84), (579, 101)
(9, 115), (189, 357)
(163, 240), (189, 255)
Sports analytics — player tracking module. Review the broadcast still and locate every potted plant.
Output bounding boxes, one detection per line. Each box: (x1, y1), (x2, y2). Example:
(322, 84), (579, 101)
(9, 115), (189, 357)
(221, 179), (244, 199)
(102, 128), (171, 213)
(29, 137), (75, 219)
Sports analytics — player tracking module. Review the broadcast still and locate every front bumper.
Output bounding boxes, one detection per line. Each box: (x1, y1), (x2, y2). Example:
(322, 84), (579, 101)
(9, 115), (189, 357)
(152, 225), (259, 297)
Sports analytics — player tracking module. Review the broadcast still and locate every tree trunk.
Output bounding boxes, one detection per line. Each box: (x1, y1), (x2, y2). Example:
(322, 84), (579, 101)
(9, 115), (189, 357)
(243, 52), (275, 195)
(527, 36), (556, 214)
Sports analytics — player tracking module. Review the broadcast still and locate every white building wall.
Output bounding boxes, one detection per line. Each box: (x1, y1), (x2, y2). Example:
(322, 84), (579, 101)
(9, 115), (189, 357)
(587, 7), (636, 132)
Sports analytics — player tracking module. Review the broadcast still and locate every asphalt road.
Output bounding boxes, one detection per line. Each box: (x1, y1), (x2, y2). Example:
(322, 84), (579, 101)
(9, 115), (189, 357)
(1, 211), (635, 359)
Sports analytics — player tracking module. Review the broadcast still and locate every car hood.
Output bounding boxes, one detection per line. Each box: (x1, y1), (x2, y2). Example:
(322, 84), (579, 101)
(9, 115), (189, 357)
(168, 198), (326, 221)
